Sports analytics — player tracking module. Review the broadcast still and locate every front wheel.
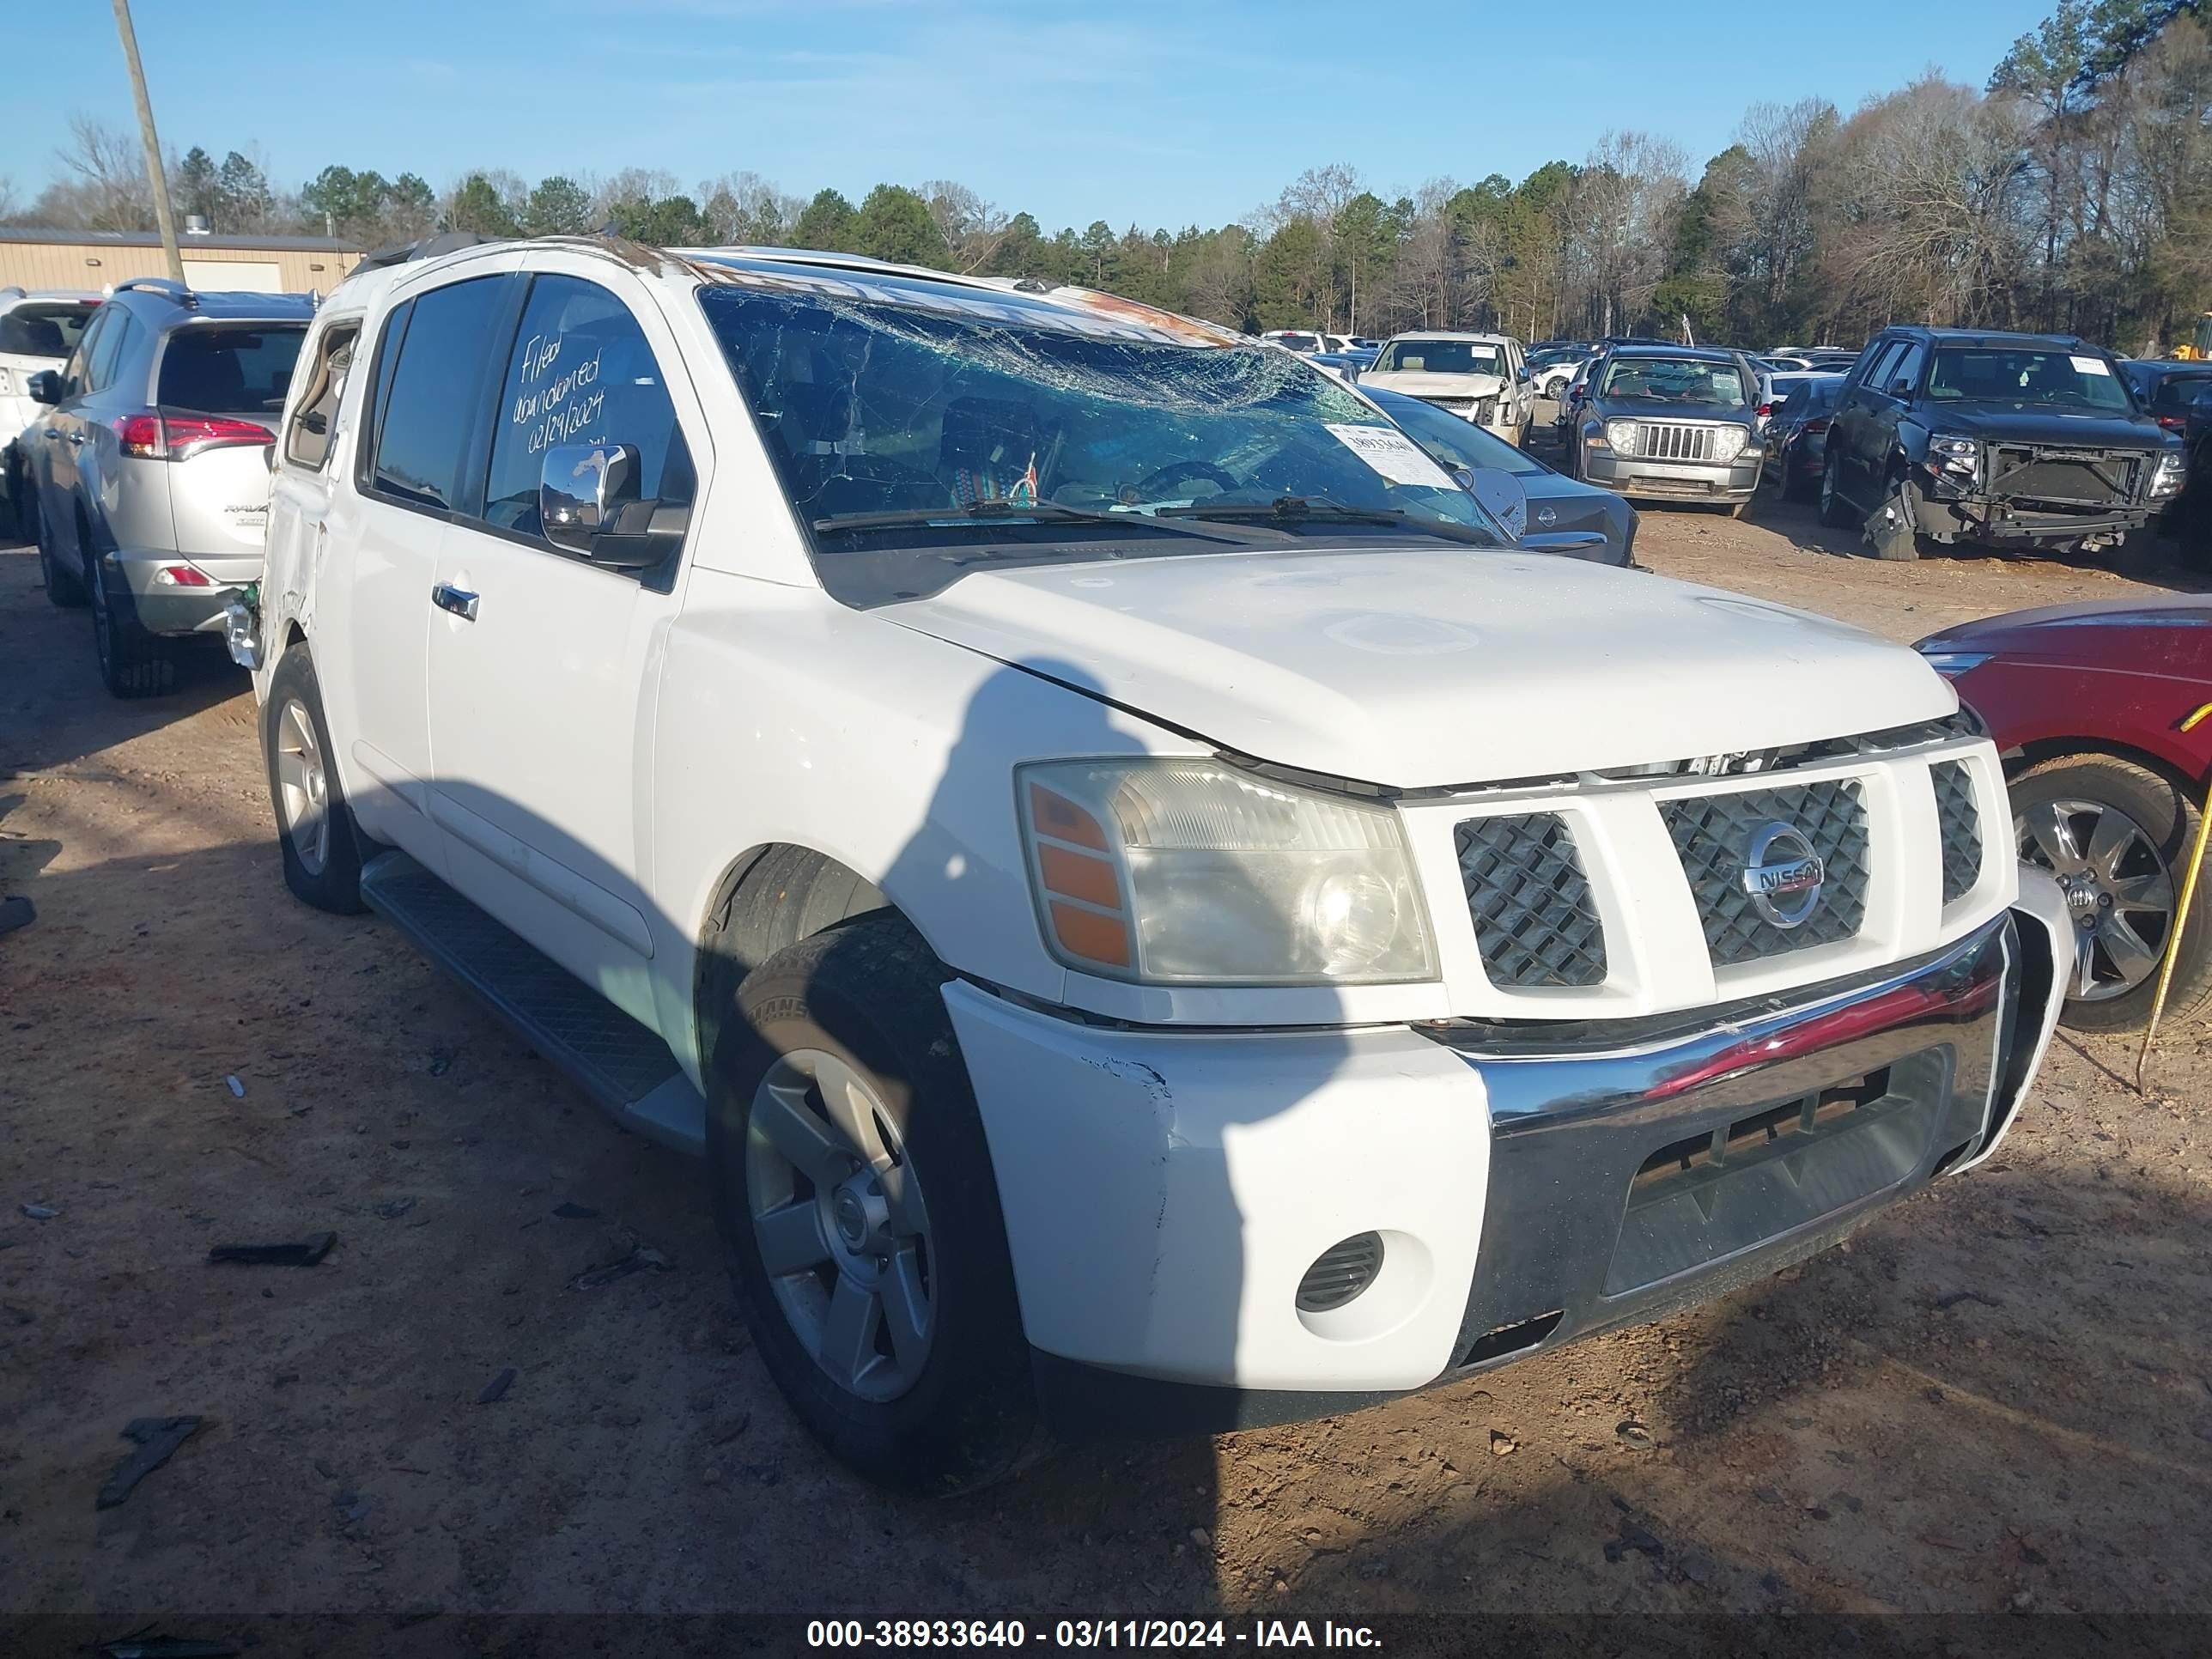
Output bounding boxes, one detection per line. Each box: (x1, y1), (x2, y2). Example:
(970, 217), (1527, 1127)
(262, 647), (366, 914)
(34, 507), (85, 608)
(2013, 753), (2212, 1032)
(708, 916), (1036, 1494)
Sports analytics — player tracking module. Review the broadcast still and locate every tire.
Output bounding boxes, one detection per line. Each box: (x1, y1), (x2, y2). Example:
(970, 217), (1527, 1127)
(708, 916), (1036, 1494)
(262, 647), (366, 915)
(1869, 479), (1922, 560)
(34, 506), (85, 608)
(88, 541), (178, 697)
(1818, 453), (1853, 527)
(2012, 753), (2212, 1033)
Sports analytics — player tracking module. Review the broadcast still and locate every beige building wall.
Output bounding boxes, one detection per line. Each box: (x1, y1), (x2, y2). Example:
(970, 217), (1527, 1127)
(0, 238), (360, 296)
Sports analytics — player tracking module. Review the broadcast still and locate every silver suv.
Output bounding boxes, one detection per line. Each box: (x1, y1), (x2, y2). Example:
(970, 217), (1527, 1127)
(24, 279), (311, 696)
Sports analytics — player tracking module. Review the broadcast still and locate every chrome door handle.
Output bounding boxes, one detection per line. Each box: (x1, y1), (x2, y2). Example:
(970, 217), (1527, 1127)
(430, 583), (479, 621)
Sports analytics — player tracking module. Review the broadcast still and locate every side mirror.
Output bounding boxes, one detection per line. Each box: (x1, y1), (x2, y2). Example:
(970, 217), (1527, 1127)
(27, 369), (60, 406)
(1890, 377), (1914, 398)
(1464, 466), (1528, 540)
(1516, 367), (1531, 384)
(541, 442), (641, 554)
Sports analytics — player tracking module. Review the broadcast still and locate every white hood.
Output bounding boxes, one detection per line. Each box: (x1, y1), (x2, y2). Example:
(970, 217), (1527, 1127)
(882, 548), (1954, 787)
(1358, 369), (1506, 403)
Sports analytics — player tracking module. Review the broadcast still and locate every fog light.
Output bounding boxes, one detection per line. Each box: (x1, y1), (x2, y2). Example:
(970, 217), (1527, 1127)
(1297, 1232), (1383, 1313)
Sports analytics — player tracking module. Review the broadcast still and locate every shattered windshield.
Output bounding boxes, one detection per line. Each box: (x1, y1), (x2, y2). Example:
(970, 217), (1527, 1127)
(695, 283), (1504, 593)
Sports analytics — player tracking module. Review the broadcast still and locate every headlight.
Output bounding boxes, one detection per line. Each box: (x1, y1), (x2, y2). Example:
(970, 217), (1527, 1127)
(1917, 650), (1992, 678)
(1603, 419), (1640, 453)
(2151, 450), (2186, 499)
(1018, 759), (1437, 985)
(1929, 434), (1978, 479)
(1711, 427), (1747, 463)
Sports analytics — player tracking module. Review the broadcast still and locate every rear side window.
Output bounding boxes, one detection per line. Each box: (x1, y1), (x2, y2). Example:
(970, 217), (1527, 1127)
(283, 321), (359, 471)
(160, 325), (307, 414)
(84, 310), (136, 394)
(369, 276), (512, 513)
(480, 274), (693, 541)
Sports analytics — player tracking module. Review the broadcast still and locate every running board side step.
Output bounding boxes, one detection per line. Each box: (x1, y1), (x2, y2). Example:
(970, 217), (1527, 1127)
(357, 851), (706, 1158)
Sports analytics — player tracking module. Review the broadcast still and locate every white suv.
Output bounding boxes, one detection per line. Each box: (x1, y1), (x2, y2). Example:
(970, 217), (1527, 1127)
(237, 237), (2072, 1492)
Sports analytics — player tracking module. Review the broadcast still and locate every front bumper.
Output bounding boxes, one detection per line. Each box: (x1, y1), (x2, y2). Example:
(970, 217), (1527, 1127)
(951, 872), (2069, 1437)
(1914, 486), (2154, 547)
(1583, 449), (1762, 503)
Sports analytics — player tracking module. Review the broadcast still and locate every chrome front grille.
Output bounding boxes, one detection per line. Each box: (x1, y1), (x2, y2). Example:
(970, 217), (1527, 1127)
(1932, 761), (1982, 903)
(1455, 813), (1608, 988)
(1636, 422), (1717, 462)
(1661, 781), (1871, 965)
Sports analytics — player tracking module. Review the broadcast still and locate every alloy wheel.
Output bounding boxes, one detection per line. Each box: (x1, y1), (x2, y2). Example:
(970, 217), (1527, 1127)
(745, 1047), (935, 1403)
(273, 698), (331, 875)
(2016, 797), (2177, 1000)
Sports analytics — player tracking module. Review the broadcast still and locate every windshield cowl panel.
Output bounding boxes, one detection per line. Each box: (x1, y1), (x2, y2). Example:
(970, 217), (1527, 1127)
(696, 285), (1509, 605)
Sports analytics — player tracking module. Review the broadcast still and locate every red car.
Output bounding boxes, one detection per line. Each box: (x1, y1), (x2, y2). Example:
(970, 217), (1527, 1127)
(1916, 599), (2212, 1030)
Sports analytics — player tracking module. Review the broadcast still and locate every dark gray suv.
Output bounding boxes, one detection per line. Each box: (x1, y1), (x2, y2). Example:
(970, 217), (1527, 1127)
(1565, 345), (1765, 515)
(25, 279), (311, 696)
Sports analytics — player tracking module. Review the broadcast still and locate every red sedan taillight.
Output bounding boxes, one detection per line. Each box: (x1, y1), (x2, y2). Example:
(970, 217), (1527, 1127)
(112, 411), (271, 462)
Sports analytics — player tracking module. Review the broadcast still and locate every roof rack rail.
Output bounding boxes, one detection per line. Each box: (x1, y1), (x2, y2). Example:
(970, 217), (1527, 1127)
(110, 276), (197, 307)
(355, 230), (513, 272)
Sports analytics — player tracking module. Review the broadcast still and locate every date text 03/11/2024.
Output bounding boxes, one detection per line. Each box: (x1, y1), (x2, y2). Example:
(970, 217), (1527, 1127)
(804, 1620), (1384, 1650)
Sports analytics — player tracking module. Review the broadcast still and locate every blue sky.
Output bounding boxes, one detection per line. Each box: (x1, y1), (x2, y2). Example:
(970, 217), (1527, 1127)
(7, 0), (2040, 230)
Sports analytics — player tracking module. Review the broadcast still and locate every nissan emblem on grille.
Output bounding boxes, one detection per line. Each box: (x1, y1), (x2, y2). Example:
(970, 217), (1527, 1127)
(1741, 822), (1826, 929)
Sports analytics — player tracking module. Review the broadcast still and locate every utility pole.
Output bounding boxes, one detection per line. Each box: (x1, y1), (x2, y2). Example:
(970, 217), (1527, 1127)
(110, 0), (184, 284)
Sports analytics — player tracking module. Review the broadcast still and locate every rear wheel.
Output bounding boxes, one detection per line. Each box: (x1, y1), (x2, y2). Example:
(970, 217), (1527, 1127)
(263, 647), (366, 915)
(708, 916), (1036, 1494)
(88, 544), (178, 696)
(2013, 753), (2212, 1032)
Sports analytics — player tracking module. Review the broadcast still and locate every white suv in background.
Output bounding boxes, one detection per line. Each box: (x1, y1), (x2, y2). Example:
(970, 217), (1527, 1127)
(1361, 331), (1534, 443)
(0, 288), (100, 539)
(236, 235), (2071, 1493)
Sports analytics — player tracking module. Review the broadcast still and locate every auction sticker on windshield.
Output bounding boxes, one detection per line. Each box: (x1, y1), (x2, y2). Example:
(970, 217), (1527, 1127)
(1325, 423), (1456, 489)
(2071, 356), (2111, 375)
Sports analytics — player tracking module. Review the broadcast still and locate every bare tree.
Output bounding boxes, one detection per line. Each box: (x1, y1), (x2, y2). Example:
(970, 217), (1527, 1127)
(40, 116), (155, 230)
(921, 179), (1009, 272)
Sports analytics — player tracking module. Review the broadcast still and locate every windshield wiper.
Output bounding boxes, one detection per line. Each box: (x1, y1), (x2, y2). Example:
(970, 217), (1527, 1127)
(817, 501), (1175, 532)
(1158, 496), (1496, 544)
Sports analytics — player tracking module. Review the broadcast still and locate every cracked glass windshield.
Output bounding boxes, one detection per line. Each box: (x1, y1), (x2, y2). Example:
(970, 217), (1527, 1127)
(696, 270), (1504, 601)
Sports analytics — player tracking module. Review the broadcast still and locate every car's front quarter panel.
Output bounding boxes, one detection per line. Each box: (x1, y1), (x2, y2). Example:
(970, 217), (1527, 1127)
(648, 571), (1206, 1081)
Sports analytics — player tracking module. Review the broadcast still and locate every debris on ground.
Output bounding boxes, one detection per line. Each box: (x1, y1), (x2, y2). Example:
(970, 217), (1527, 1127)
(552, 1201), (600, 1219)
(98, 1633), (242, 1659)
(1616, 1420), (1656, 1450)
(224, 1075), (245, 1098)
(1489, 1431), (1516, 1456)
(1605, 1520), (1665, 1563)
(206, 1231), (335, 1267)
(477, 1367), (517, 1405)
(373, 1197), (416, 1220)
(96, 1416), (204, 1510)
(568, 1243), (671, 1291)
(21, 1201), (57, 1220)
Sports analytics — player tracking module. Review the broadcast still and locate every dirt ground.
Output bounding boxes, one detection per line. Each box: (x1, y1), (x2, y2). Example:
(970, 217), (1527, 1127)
(4, 486), (2212, 1656)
